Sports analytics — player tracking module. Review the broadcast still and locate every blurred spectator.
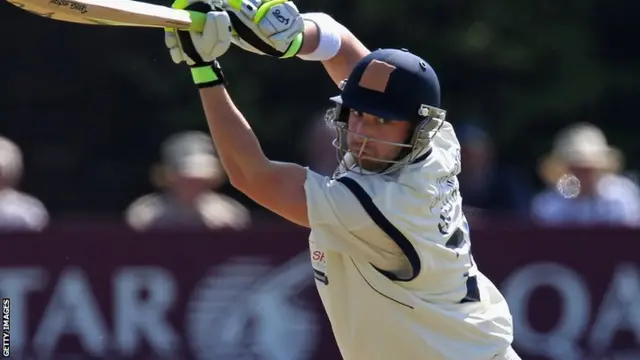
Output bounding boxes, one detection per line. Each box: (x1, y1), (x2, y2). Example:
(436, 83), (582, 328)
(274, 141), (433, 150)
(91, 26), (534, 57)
(457, 124), (532, 218)
(0, 136), (49, 231)
(531, 123), (640, 226)
(301, 114), (338, 176)
(125, 131), (250, 231)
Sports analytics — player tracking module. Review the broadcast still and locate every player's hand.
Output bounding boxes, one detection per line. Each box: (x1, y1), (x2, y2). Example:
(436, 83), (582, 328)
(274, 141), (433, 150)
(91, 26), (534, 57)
(219, 0), (304, 58)
(165, 0), (233, 67)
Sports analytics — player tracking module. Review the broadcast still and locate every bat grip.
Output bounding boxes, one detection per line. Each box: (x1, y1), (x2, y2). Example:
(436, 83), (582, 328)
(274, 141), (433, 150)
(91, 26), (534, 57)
(187, 11), (207, 32)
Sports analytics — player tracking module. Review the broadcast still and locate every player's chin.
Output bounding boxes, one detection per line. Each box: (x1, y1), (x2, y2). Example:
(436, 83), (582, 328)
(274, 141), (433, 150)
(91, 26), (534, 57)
(355, 158), (387, 172)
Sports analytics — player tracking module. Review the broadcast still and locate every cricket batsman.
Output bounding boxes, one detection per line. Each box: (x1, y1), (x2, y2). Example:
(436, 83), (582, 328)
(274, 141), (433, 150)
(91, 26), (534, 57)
(164, 0), (521, 358)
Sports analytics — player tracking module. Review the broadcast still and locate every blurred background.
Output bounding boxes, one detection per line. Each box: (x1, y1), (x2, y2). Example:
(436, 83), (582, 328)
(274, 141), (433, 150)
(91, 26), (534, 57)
(0, 0), (639, 359)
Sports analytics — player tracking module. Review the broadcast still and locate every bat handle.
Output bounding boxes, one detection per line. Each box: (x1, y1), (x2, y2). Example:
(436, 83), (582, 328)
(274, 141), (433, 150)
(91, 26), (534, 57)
(187, 11), (207, 32)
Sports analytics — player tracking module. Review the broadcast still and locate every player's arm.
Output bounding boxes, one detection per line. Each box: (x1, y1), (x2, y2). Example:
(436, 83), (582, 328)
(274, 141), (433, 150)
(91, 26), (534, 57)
(164, 3), (310, 227)
(296, 14), (370, 87)
(198, 86), (310, 227)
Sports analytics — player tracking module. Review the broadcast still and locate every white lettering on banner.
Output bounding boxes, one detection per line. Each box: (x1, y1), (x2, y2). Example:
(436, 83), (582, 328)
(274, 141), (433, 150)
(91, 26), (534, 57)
(502, 262), (640, 360)
(187, 252), (319, 360)
(114, 267), (179, 357)
(0, 252), (318, 360)
(589, 264), (640, 353)
(33, 267), (109, 357)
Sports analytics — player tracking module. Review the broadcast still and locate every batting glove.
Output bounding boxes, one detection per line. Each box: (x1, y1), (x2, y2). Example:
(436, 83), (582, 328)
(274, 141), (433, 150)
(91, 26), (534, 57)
(218, 0), (304, 58)
(165, 0), (233, 88)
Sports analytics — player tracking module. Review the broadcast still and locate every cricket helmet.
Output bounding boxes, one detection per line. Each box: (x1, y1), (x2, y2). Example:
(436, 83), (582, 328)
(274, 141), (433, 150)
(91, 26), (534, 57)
(326, 48), (446, 174)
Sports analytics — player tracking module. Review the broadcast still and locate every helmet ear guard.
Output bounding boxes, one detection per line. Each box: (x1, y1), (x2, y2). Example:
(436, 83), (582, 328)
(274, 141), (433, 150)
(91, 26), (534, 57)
(335, 79), (350, 124)
(324, 78), (350, 126)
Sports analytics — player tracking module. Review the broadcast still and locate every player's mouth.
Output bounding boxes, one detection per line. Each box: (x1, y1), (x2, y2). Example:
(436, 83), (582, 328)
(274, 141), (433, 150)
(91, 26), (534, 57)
(349, 144), (372, 157)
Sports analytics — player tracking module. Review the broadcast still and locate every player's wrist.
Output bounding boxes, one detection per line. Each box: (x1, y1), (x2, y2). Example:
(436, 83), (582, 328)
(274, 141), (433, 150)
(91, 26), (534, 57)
(190, 62), (227, 88)
(297, 13), (341, 61)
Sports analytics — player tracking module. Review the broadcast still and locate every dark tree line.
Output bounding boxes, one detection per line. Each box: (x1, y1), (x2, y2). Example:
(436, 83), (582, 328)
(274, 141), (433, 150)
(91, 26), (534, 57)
(0, 0), (636, 216)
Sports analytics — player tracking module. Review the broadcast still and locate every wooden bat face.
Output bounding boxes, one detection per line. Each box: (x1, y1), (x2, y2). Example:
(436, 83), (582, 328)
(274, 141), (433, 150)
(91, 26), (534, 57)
(6, 0), (206, 30)
(7, 0), (126, 25)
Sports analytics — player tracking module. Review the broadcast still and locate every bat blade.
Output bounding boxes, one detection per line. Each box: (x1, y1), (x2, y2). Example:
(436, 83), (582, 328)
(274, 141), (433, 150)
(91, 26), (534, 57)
(7, 0), (127, 25)
(6, 0), (206, 30)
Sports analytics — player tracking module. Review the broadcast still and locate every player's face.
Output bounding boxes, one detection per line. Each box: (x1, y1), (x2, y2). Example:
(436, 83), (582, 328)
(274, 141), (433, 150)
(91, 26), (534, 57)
(346, 110), (412, 171)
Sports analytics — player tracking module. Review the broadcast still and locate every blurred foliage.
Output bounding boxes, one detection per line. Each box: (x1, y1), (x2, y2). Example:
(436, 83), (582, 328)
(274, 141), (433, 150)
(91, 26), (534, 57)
(0, 0), (638, 216)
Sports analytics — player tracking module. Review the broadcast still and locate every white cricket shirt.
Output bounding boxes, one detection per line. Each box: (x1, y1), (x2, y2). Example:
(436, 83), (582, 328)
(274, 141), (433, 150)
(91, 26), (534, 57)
(303, 122), (514, 360)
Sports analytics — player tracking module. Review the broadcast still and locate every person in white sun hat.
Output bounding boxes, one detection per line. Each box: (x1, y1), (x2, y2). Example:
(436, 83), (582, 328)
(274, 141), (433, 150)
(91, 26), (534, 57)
(531, 122), (640, 226)
(125, 131), (250, 231)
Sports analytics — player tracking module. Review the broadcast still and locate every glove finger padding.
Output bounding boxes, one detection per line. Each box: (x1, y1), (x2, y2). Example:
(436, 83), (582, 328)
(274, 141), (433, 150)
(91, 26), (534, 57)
(224, 0), (304, 58)
(165, 31), (189, 65)
(176, 2), (214, 65)
(167, 31), (205, 66)
(191, 11), (233, 60)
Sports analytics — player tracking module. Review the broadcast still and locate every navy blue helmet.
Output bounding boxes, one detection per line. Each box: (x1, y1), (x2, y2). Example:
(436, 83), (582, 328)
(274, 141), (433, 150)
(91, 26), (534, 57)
(330, 48), (442, 124)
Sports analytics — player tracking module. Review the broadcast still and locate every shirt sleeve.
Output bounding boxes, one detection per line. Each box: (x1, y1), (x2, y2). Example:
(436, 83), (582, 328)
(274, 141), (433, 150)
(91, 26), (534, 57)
(304, 170), (372, 232)
(125, 194), (160, 231)
(304, 169), (410, 273)
(27, 198), (49, 231)
(2, 193), (49, 231)
(606, 175), (640, 226)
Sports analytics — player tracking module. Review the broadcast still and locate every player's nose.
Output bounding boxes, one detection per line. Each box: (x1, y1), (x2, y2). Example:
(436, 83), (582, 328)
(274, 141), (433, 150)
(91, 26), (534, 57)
(352, 118), (373, 137)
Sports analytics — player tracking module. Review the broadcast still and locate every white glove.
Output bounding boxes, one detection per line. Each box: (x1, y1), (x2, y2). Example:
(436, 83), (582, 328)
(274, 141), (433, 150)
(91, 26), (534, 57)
(165, 0), (233, 66)
(219, 0), (304, 58)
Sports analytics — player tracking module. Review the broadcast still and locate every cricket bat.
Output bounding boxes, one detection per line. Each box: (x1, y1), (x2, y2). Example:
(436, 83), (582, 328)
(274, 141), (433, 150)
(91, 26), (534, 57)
(6, 0), (207, 30)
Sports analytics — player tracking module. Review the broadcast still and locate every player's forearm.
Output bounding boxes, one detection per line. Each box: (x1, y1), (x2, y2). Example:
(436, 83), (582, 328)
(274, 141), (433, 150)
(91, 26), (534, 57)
(321, 33), (369, 87)
(298, 15), (370, 87)
(198, 86), (269, 186)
